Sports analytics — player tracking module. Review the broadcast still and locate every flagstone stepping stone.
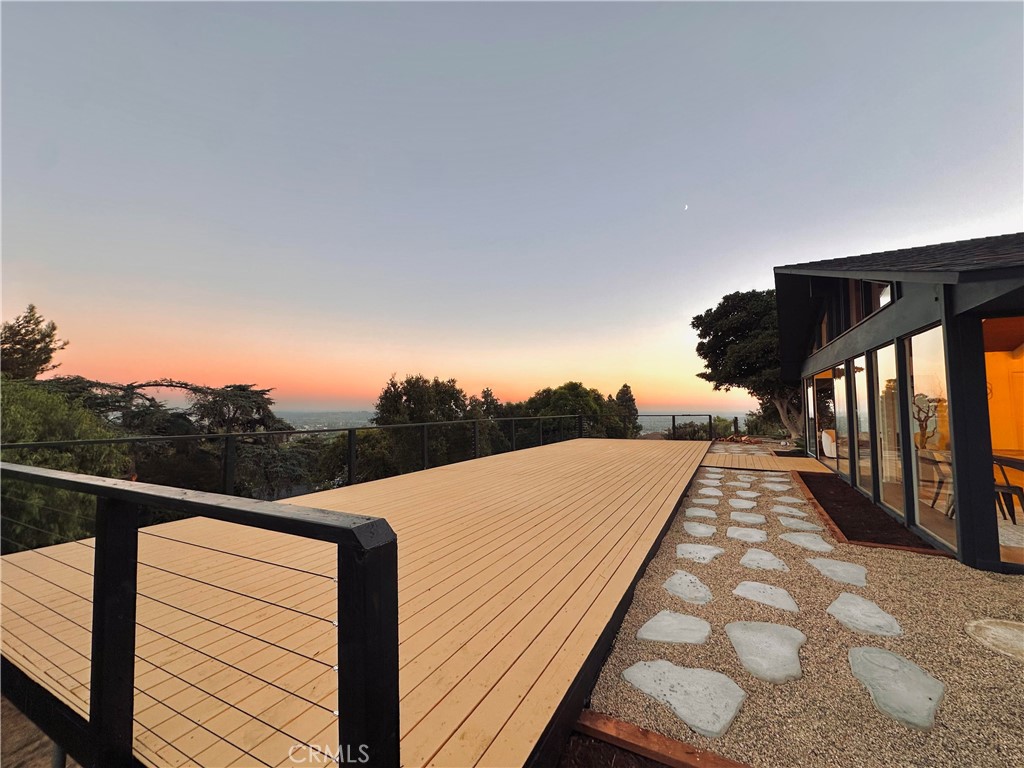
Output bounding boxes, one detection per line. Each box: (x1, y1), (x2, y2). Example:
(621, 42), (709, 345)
(683, 521), (717, 538)
(691, 497), (719, 506)
(726, 481), (751, 488)
(779, 532), (833, 552)
(735, 490), (761, 499)
(731, 511), (766, 524)
(663, 570), (714, 604)
(727, 526), (768, 543)
(806, 558), (867, 586)
(622, 661), (746, 739)
(849, 648), (944, 730)
(736, 474), (757, 481)
(765, 472), (789, 478)
(779, 516), (823, 532)
(775, 496), (806, 505)
(677, 543), (726, 564)
(771, 504), (808, 517)
(685, 507), (717, 519)
(965, 619), (1024, 662)
(726, 622), (806, 683)
(762, 483), (792, 491)
(732, 581), (799, 612)
(728, 498), (757, 509)
(699, 488), (724, 497)
(827, 593), (902, 636)
(698, 479), (722, 486)
(638, 611), (713, 644)
(740, 548), (788, 571)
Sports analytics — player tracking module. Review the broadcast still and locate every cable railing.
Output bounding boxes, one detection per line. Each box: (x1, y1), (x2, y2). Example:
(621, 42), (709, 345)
(0, 461), (399, 767)
(636, 413), (715, 440)
(0, 414), (585, 501)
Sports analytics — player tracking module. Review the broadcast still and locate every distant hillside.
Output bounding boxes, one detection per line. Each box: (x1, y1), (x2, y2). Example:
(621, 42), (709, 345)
(277, 411), (375, 430)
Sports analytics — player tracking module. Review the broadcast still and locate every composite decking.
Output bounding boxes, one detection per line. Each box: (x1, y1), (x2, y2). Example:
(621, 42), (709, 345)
(1, 438), (708, 767)
(700, 453), (831, 473)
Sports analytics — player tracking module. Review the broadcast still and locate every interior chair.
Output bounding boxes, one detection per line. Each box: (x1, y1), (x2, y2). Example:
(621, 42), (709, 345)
(994, 462), (1022, 526)
(820, 429), (837, 459)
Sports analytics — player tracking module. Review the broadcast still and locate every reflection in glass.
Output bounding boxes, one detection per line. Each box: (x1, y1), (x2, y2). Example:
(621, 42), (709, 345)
(983, 316), (1024, 566)
(834, 364), (850, 477)
(815, 371), (836, 470)
(874, 344), (904, 516)
(853, 356), (873, 494)
(907, 326), (956, 550)
(805, 380), (816, 458)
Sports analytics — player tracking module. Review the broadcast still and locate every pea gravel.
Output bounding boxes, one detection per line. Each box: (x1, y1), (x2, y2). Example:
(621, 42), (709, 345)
(589, 467), (1024, 768)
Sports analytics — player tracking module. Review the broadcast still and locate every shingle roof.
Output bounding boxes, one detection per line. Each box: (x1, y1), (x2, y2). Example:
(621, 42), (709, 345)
(775, 232), (1023, 278)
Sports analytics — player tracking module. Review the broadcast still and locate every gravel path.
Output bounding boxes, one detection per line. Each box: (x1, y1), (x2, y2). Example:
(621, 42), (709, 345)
(590, 467), (1024, 768)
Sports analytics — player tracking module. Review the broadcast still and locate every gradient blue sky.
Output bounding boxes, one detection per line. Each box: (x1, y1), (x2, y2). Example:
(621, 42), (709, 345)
(3, 1), (1022, 411)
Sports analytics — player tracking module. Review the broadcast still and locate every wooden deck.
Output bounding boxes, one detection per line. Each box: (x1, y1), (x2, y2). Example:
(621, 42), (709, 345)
(1, 438), (708, 767)
(700, 453), (831, 473)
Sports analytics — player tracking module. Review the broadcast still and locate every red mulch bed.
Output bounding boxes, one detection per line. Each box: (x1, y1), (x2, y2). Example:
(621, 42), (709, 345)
(799, 472), (938, 550)
(558, 733), (670, 768)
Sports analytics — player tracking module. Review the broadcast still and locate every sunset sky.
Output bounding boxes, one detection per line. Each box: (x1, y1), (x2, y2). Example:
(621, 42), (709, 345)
(3, 2), (1022, 412)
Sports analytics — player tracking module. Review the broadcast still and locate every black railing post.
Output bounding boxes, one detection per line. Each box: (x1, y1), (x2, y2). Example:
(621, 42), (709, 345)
(222, 435), (237, 494)
(337, 532), (400, 767)
(347, 429), (357, 486)
(672, 415), (677, 439)
(473, 421), (480, 459)
(708, 415), (713, 439)
(733, 416), (740, 435)
(537, 419), (544, 447)
(89, 497), (139, 768)
(422, 424), (429, 470)
(577, 414), (584, 439)
(511, 419), (517, 451)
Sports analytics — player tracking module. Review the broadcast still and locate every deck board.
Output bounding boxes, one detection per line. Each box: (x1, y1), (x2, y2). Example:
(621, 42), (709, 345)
(2, 438), (707, 767)
(700, 453), (831, 472)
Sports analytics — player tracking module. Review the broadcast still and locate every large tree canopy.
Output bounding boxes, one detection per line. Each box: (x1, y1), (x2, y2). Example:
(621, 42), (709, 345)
(691, 289), (803, 438)
(1, 304), (69, 380)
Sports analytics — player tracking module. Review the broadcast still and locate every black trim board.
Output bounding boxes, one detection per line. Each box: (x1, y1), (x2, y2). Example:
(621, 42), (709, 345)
(525, 472), (695, 767)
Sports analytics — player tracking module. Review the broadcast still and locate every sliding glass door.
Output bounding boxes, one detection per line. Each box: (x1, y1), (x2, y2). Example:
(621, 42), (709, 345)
(874, 344), (904, 516)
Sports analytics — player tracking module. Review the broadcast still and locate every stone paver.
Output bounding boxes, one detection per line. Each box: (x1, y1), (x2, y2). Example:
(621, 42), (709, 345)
(775, 496), (806, 505)
(728, 498), (757, 509)
(730, 511), (766, 524)
(726, 481), (751, 488)
(762, 483), (792, 491)
(726, 621), (806, 683)
(685, 507), (717, 519)
(736, 474), (757, 482)
(740, 548), (788, 571)
(691, 497), (719, 506)
(698, 479), (722, 486)
(806, 558), (867, 586)
(683, 521), (717, 538)
(622, 661), (746, 739)
(735, 490), (761, 499)
(638, 610), (713, 644)
(677, 543), (726, 563)
(771, 504), (808, 517)
(664, 570), (714, 604)
(727, 526), (768, 543)
(827, 593), (902, 636)
(849, 647), (944, 730)
(733, 581), (799, 612)
(699, 488), (724, 497)
(964, 618), (1024, 662)
(778, 516), (823, 532)
(779, 532), (833, 552)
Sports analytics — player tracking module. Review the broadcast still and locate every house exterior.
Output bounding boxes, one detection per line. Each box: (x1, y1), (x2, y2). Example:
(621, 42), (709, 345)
(774, 232), (1024, 573)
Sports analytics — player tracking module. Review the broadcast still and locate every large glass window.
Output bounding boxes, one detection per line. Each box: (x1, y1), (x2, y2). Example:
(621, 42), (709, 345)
(874, 344), (904, 516)
(984, 316), (1024, 566)
(853, 355), (873, 494)
(906, 326), (956, 550)
(814, 371), (836, 471)
(834, 364), (850, 477)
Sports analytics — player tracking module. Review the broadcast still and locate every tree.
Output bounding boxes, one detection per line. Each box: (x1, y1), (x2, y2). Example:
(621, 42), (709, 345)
(1, 304), (69, 379)
(691, 289), (803, 438)
(1, 381), (130, 552)
(614, 384), (641, 438)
